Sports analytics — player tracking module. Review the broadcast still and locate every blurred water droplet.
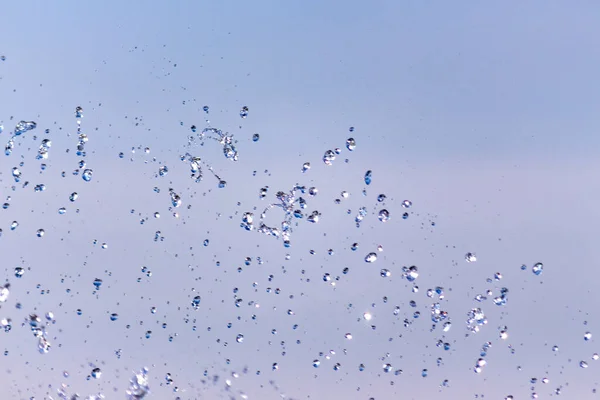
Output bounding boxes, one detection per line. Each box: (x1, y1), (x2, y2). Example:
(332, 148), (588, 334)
(346, 138), (356, 151)
(364, 170), (372, 185)
(323, 150), (336, 165)
(365, 252), (377, 263)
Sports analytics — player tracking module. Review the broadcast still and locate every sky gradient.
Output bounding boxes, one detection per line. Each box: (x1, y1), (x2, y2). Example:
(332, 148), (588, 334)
(1, 1), (600, 399)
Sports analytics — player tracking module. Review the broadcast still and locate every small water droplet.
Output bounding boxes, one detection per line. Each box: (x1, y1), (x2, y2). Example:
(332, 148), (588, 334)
(82, 169), (93, 182)
(346, 138), (356, 151)
(364, 170), (372, 185)
(365, 252), (377, 263)
(378, 209), (390, 222)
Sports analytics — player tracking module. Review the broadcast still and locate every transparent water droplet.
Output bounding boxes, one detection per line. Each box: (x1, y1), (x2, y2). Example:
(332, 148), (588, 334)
(0, 286), (9, 302)
(110, 313), (119, 321)
(365, 252), (377, 263)
(159, 165), (168, 177)
(532, 262), (543, 276)
(465, 253), (477, 263)
(346, 138), (356, 151)
(252, 133), (259, 142)
(14, 120), (37, 136)
(191, 295), (201, 310)
(91, 367), (102, 379)
(323, 150), (336, 165)
(364, 170), (372, 185)
(302, 162), (311, 173)
(11, 167), (21, 180)
(14, 267), (24, 278)
(240, 106), (249, 118)
(236, 334), (244, 343)
(69, 192), (79, 202)
(378, 209), (390, 222)
(82, 169), (93, 182)
(36, 229), (45, 237)
(584, 332), (592, 341)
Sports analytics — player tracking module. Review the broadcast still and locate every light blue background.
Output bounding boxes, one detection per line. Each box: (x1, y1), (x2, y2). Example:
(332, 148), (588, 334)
(1, 1), (599, 398)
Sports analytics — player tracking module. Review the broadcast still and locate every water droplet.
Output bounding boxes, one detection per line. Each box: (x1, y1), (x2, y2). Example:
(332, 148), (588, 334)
(584, 332), (592, 341)
(380, 269), (391, 277)
(14, 267), (24, 278)
(365, 252), (377, 263)
(236, 334), (244, 343)
(14, 120), (37, 136)
(580, 360), (589, 368)
(364, 170), (372, 185)
(36, 229), (45, 237)
(532, 262), (543, 276)
(346, 138), (356, 151)
(378, 209), (390, 222)
(323, 150), (336, 165)
(110, 313), (119, 321)
(158, 165), (168, 177)
(302, 162), (311, 173)
(93, 278), (103, 290)
(82, 169), (93, 182)
(91, 367), (102, 379)
(312, 360), (320, 368)
(69, 192), (79, 202)
(252, 133), (259, 142)
(0, 286), (9, 302)
(465, 253), (477, 263)
(191, 295), (201, 310)
(240, 106), (249, 118)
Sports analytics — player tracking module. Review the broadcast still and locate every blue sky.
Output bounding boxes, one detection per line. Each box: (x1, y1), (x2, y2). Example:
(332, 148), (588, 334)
(1, 1), (600, 399)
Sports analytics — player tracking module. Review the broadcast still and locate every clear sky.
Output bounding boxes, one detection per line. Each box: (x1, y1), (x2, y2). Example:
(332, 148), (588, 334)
(1, 1), (600, 399)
